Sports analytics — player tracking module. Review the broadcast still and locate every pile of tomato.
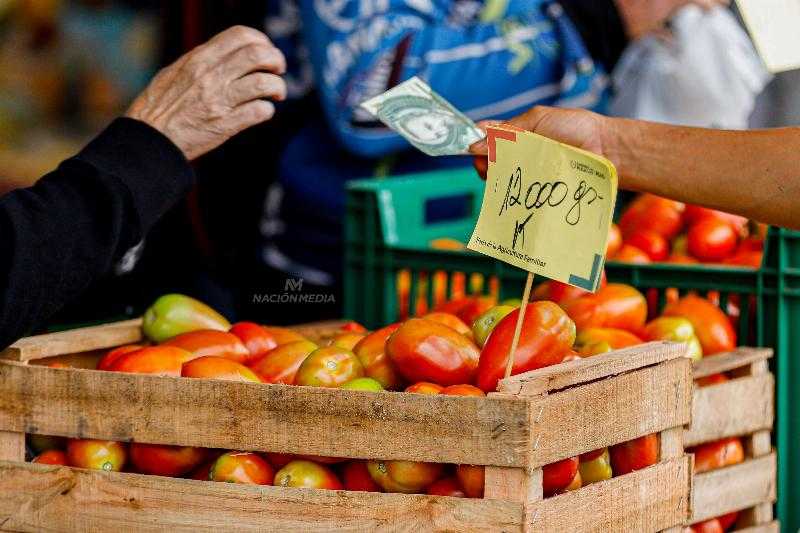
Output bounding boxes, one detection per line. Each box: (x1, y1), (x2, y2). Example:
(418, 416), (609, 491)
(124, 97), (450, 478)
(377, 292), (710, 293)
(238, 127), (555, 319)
(607, 194), (765, 267)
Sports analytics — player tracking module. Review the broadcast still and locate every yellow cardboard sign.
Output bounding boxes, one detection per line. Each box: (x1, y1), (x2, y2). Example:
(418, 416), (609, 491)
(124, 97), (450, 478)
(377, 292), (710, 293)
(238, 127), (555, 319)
(467, 126), (617, 292)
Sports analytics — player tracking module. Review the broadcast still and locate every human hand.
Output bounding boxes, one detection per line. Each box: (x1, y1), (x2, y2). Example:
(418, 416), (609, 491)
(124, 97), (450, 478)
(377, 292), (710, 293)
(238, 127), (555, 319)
(126, 26), (287, 161)
(615, 0), (730, 40)
(469, 106), (610, 179)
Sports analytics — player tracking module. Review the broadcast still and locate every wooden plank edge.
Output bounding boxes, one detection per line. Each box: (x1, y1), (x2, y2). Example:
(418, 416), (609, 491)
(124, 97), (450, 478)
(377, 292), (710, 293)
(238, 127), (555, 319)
(692, 348), (773, 380)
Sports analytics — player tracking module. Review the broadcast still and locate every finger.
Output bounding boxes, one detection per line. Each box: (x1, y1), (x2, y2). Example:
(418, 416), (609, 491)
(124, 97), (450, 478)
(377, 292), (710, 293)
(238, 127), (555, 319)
(228, 72), (287, 105)
(200, 25), (272, 62)
(473, 156), (488, 180)
(222, 42), (287, 79)
(225, 99), (277, 135)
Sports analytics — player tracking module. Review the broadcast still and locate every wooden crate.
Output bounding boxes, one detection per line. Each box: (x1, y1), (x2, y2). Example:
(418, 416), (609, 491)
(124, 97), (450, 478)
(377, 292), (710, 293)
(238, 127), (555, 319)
(685, 348), (778, 532)
(0, 322), (693, 532)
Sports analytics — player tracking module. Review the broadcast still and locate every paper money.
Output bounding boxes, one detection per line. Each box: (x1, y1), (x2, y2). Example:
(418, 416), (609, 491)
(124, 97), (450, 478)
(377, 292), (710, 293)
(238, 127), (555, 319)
(360, 77), (484, 157)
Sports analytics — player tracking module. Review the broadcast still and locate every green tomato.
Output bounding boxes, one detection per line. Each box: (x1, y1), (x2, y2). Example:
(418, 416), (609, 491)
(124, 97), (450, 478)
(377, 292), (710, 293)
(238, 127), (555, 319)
(142, 294), (229, 343)
(500, 299), (522, 308)
(341, 377), (385, 391)
(295, 347), (364, 387)
(472, 305), (516, 347)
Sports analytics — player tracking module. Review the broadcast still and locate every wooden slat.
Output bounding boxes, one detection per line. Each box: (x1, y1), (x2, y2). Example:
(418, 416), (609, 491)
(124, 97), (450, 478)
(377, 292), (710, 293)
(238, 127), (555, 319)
(684, 374), (774, 447)
(737, 503), (774, 529)
(692, 348), (772, 379)
(0, 362), (531, 467)
(484, 466), (542, 503)
(498, 342), (685, 396)
(690, 454), (777, 523)
(0, 431), (25, 461)
(0, 461), (523, 532)
(526, 358), (691, 468)
(291, 320), (351, 344)
(528, 457), (690, 533)
(0, 319), (143, 362)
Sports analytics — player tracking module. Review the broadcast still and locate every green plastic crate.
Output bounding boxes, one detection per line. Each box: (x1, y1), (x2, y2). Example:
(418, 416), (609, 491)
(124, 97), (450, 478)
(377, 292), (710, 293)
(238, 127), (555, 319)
(344, 169), (798, 531)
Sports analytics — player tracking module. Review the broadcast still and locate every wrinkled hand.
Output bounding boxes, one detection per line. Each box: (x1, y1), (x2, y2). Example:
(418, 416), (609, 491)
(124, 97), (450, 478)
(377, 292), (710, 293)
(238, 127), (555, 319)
(616, 0), (731, 40)
(469, 106), (609, 179)
(126, 26), (287, 161)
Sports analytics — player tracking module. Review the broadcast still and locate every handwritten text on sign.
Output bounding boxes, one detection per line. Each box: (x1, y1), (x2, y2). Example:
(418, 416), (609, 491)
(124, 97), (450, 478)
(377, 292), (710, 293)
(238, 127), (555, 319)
(468, 126), (618, 291)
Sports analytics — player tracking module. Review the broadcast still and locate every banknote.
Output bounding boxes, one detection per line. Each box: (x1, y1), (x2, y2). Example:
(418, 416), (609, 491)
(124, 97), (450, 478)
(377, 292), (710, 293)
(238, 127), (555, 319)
(360, 77), (484, 157)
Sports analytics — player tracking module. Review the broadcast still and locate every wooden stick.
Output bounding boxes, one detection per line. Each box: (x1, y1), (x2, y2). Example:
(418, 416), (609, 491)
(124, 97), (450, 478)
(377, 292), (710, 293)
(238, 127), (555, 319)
(504, 272), (534, 380)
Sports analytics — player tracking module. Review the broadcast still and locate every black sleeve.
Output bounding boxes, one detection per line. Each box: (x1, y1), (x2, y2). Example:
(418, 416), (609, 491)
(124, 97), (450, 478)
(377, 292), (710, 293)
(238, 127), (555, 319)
(0, 117), (194, 348)
(560, 0), (629, 73)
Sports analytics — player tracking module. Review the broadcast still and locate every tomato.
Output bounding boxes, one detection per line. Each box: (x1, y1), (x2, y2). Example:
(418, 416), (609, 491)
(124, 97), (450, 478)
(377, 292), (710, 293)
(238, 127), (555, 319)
(688, 219), (738, 262)
(386, 318), (480, 387)
(67, 439), (127, 471)
(607, 223), (622, 258)
(455, 464), (484, 498)
(723, 249), (763, 268)
(613, 244), (652, 264)
(642, 317), (703, 361)
(427, 476), (466, 497)
(562, 469), (582, 492)
(143, 294), (230, 343)
(405, 382), (444, 395)
(422, 312), (472, 337)
(340, 321), (367, 333)
(663, 295), (736, 355)
(477, 302), (575, 392)
(32, 449), (68, 465)
(353, 324), (403, 390)
(275, 460), (343, 490)
(578, 447), (612, 484)
(342, 460), (383, 492)
(188, 460), (215, 481)
(229, 322), (278, 363)
(543, 457), (579, 497)
(695, 373), (729, 387)
(295, 346), (364, 388)
(97, 344), (142, 371)
(327, 332), (367, 351)
(440, 384), (485, 397)
(564, 284), (647, 334)
(341, 377), (384, 391)
(435, 296), (497, 326)
(684, 205), (748, 235)
(579, 448), (605, 462)
(261, 326), (308, 345)
(690, 437), (745, 473)
(181, 356), (261, 383)
(368, 460), (444, 493)
(108, 346), (192, 376)
(666, 254), (699, 265)
(249, 340), (317, 385)
(297, 455), (346, 465)
(265, 453), (295, 469)
(717, 511), (739, 531)
(163, 330), (250, 364)
(130, 443), (207, 477)
(690, 518), (724, 533)
(737, 237), (763, 253)
(210, 451), (274, 484)
(472, 305), (516, 347)
(575, 328), (643, 356)
(609, 434), (659, 475)
(624, 230), (669, 261)
(28, 434), (66, 454)
(619, 194), (684, 240)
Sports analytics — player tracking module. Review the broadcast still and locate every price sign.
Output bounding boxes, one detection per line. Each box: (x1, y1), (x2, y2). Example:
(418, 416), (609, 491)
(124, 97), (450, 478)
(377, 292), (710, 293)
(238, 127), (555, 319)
(468, 125), (618, 292)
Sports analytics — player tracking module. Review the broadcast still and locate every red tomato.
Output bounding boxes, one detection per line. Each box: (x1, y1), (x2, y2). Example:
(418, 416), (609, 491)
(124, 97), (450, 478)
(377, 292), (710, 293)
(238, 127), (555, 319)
(684, 205), (748, 235)
(210, 451), (274, 485)
(717, 511), (739, 531)
(607, 224), (622, 258)
(663, 295), (736, 355)
(353, 324), (403, 390)
(690, 438), (745, 473)
(455, 464), (484, 498)
(422, 312), (472, 336)
(340, 321), (367, 333)
(188, 460), (215, 481)
(249, 340), (317, 385)
(32, 449), (68, 465)
(579, 448), (605, 462)
(624, 230), (669, 261)
(564, 283), (647, 334)
(695, 373), (729, 387)
(181, 356), (261, 383)
(543, 457), (579, 497)
(342, 460), (383, 492)
(609, 434), (659, 475)
(275, 460), (343, 490)
(575, 328), (643, 355)
(666, 254), (699, 265)
(477, 302), (575, 392)
(163, 330), (250, 364)
(440, 384), (485, 397)
(229, 322), (278, 363)
(367, 460), (444, 493)
(619, 195), (684, 240)
(427, 476), (466, 497)
(435, 296), (497, 325)
(298, 455), (346, 465)
(723, 249), (763, 268)
(295, 347), (364, 387)
(45, 362), (70, 368)
(265, 452), (295, 469)
(404, 382), (444, 395)
(97, 344), (143, 371)
(261, 326), (308, 345)
(67, 439), (127, 471)
(737, 237), (763, 253)
(691, 518), (724, 533)
(613, 244), (652, 264)
(532, 274), (606, 305)
(130, 443), (207, 477)
(386, 318), (480, 387)
(688, 219), (738, 262)
(108, 346), (192, 376)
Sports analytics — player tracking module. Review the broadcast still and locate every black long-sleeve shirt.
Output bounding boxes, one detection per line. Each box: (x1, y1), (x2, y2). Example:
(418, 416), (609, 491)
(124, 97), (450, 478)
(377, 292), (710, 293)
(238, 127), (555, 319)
(0, 118), (194, 349)
(561, 0), (629, 73)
